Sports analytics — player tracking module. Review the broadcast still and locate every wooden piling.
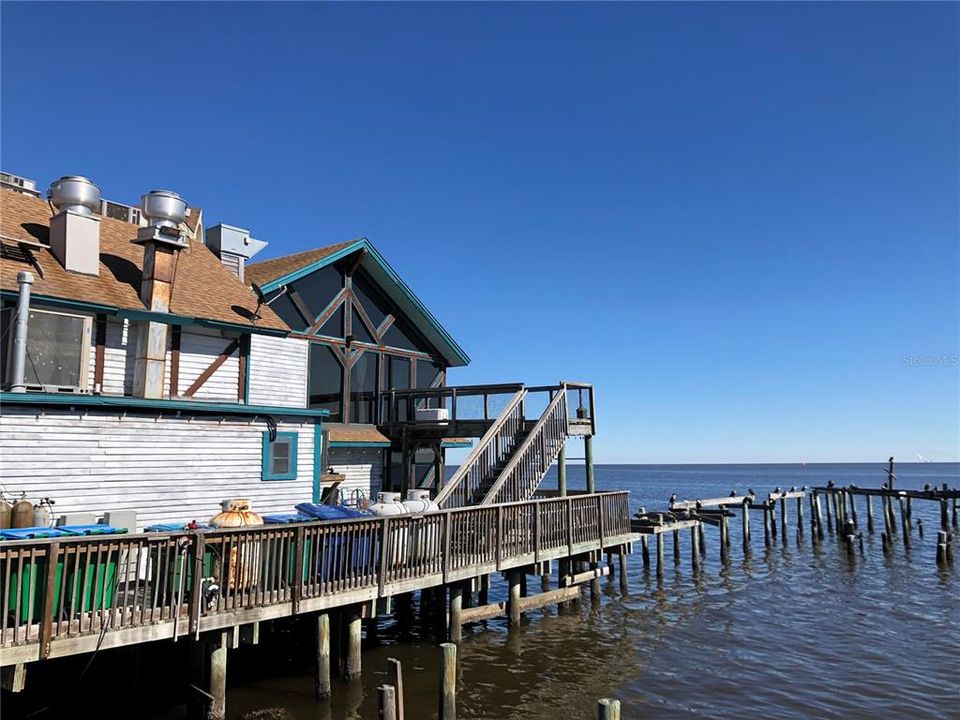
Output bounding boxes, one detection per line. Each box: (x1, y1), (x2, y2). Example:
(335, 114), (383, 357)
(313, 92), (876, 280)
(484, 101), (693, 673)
(881, 531), (890, 556)
(847, 493), (857, 530)
(344, 607), (362, 681)
(618, 551), (629, 595)
(597, 698), (621, 720)
(886, 496), (897, 535)
(952, 497), (958, 528)
(905, 496), (913, 531)
(796, 496), (804, 536)
(439, 643), (457, 720)
(673, 530), (681, 565)
(742, 499), (751, 551)
(691, 524), (701, 572)
(379, 684), (398, 720)
(590, 561), (602, 602)
(825, 491), (834, 533)
(557, 442), (567, 497)
(898, 497), (910, 548)
(719, 513), (729, 564)
(656, 534), (665, 577)
(449, 585), (463, 643)
(936, 531), (947, 565)
(780, 497), (788, 544)
(641, 536), (650, 568)
(941, 499), (949, 531)
(918, 518), (924, 539)
(210, 632), (228, 720)
(763, 505), (771, 548)
(508, 572), (521, 628)
(814, 494), (824, 539)
(866, 495), (874, 533)
(315, 613), (331, 700)
(478, 574), (489, 606)
(388, 658), (405, 720)
(698, 522), (707, 557)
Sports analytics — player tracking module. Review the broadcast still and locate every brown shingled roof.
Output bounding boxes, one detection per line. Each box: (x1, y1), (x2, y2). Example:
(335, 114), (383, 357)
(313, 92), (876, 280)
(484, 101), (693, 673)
(0, 188), (286, 331)
(325, 424), (391, 446)
(245, 239), (361, 287)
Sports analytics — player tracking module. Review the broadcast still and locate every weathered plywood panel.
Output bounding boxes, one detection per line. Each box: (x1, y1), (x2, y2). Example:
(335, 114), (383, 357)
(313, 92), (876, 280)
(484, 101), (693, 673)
(328, 446), (383, 506)
(0, 408), (316, 530)
(247, 335), (308, 408)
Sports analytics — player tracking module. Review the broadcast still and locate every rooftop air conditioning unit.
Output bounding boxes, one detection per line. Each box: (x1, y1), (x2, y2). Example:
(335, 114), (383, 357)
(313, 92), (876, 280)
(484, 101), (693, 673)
(415, 407), (449, 424)
(101, 199), (146, 226)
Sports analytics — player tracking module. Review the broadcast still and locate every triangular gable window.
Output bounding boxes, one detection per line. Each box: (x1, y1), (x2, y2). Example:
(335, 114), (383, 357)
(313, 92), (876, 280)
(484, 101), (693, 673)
(316, 306), (344, 338)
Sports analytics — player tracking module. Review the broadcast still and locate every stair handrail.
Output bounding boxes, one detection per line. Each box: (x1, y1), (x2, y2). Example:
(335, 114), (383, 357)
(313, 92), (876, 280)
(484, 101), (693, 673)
(480, 386), (569, 506)
(435, 388), (528, 508)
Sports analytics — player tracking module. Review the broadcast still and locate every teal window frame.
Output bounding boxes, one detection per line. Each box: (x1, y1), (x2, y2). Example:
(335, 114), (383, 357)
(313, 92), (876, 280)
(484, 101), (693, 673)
(262, 431), (299, 481)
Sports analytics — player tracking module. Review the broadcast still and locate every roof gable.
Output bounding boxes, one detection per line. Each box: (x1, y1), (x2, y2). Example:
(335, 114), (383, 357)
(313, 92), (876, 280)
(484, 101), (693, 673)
(0, 188), (286, 332)
(246, 238), (470, 366)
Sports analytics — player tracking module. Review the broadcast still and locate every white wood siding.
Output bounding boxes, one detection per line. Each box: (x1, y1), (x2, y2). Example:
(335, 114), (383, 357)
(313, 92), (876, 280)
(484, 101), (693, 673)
(0, 407), (317, 530)
(328, 447), (383, 506)
(88, 317), (135, 395)
(169, 328), (240, 401)
(248, 335), (309, 408)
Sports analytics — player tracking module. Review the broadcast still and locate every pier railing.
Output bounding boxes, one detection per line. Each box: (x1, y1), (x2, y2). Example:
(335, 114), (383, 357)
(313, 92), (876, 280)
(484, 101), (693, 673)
(0, 490), (631, 666)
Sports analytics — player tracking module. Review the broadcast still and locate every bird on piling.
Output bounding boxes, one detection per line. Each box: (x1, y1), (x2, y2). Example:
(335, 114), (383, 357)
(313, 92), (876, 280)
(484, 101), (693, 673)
(748, 488), (756, 497)
(827, 480), (835, 489)
(924, 483), (931, 492)
(730, 490), (737, 497)
(669, 493), (677, 505)
(789, 486), (796, 492)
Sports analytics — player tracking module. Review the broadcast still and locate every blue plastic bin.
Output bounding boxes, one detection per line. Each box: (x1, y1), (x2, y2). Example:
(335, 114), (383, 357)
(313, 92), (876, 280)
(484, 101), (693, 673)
(58, 525), (128, 536)
(1, 526), (71, 540)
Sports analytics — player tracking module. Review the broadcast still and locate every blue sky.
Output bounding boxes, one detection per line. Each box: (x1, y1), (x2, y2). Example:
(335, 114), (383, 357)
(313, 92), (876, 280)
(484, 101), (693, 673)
(2, 2), (957, 463)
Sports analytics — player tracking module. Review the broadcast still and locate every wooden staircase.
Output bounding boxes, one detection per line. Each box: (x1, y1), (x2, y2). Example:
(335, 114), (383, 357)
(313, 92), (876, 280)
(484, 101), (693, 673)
(436, 383), (589, 508)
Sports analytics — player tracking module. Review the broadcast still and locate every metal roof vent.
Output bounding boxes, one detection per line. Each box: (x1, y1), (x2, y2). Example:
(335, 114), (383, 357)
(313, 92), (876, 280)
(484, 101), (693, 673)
(136, 189), (188, 248)
(48, 176), (101, 216)
(141, 189), (187, 229)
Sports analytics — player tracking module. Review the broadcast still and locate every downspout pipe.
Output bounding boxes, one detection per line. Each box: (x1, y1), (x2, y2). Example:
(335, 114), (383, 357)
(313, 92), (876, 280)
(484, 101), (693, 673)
(10, 270), (34, 393)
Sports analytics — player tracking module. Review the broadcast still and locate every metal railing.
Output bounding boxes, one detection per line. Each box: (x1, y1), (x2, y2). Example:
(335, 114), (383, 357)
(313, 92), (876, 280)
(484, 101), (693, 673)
(0, 490), (630, 664)
(380, 383), (525, 429)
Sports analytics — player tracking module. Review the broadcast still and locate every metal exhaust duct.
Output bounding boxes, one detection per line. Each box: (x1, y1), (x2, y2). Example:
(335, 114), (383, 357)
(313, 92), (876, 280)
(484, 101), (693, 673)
(9, 271), (34, 393)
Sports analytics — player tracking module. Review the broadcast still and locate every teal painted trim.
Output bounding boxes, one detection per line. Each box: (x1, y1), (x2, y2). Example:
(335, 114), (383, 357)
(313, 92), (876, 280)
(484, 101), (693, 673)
(313, 421), (323, 503)
(0, 392), (330, 418)
(258, 239), (367, 294)
(328, 441), (391, 448)
(262, 431), (298, 481)
(255, 238), (471, 367)
(0, 291), (117, 315)
(0, 292), (288, 337)
(441, 441), (474, 448)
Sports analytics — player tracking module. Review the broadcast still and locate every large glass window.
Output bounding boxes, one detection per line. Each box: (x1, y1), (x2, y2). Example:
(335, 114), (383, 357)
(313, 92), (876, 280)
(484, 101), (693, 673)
(316, 305), (344, 338)
(387, 355), (411, 391)
(350, 350), (379, 424)
(350, 309), (376, 344)
(17, 309), (91, 389)
(416, 358), (442, 389)
(293, 265), (343, 320)
(383, 315), (431, 354)
(352, 271), (392, 330)
(266, 289), (308, 332)
(309, 344), (343, 422)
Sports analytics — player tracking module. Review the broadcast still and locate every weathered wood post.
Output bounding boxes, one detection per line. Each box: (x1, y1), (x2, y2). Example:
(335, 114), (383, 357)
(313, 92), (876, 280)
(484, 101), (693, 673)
(597, 698), (621, 720)
(780, 496), (788, 545)
(763, 504), (771, 548)
(205, 632), (228, 720)
(882, 495), (892, 537)
(673, 530), (681, 565)
(742, 498), (751, 553)
(449, 584), (463, 643)
(886, 495), (897, 536)
(941, 499), (949, 532)
(936, 531), (948, 565)
(558, 442), (567, 496)
(918, 518), (925, 539)
(379, 684), (398, 720)
(866, 495), (875, 533)
(478, 574), (489, 606)
(847, 492), (857, 530)
(618, 549), (629, 595)
(388, 658), (405, 720)
(887, 456), (895, 489)
(843, 519), (856, 557)
(898, 497), (910, 548)
(796, 495), (804, 538)
(439, 643), (457, 720)
(698, 522), (707, 557)
(508, 572), (521, 628)
(690, 524), (700, 572)
(344, 607), (362, 681)
(656, 533), (665, 577)
(641, 535), (650, 569)
(905, 496), (913, 531)
(825, 491), (834, 533)
(584, 435), (595, 494)
(719, 513), (729, 564)
(315, 613), (332, 700)
(813, 494), (824, 539)
(952, 497), (958, 528)
(881, 531), (891, 556)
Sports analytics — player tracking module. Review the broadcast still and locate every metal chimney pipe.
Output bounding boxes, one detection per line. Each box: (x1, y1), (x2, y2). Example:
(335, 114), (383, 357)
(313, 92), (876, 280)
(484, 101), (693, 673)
(9, 271), (34, 393)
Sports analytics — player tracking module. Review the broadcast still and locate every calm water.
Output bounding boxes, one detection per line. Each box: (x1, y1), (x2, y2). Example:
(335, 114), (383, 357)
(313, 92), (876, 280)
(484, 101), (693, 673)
(11, 464), (960, 719)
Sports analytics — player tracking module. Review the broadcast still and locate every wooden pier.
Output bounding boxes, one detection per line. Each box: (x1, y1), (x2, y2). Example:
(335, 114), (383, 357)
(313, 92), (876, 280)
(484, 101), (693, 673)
(0, 490), (635, 716)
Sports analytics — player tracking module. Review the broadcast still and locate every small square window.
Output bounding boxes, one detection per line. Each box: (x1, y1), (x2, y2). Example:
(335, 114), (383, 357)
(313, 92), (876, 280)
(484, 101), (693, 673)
(262, 432), (298, 481)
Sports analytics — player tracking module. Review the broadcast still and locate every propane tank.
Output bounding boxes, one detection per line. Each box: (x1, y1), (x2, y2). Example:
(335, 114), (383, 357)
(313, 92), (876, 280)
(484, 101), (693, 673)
(0, 495), (12, 530)
(402, 489), (439, 514)
(11, 494), (34, 529)
(367, 492), (411, 517)
(33, 498), (55, 528)
(209, 498), (264, 528)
